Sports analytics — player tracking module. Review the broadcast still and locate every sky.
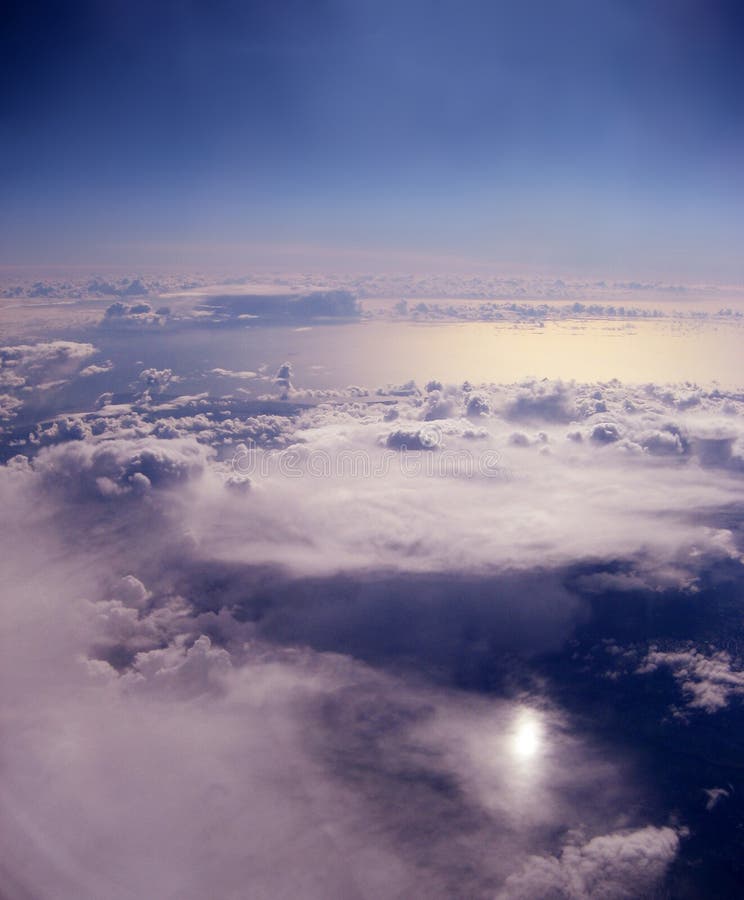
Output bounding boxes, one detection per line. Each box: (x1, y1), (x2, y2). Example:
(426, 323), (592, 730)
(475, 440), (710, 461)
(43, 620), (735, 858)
(5, 7), (744, 897)
(2, 0), (744, 277)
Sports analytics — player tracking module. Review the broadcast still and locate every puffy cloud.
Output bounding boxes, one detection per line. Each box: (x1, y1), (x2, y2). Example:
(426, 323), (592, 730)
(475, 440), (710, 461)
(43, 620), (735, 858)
(0, 393), (23, 421)
(8, 375), (744, 586)
(506, 381), (576, 423)
(590, 422), (621, 444)
(33, 435), (209, 499)
(378, 379), (420, 397)
(90, 277), (148, 297)
(466, 393), (490, 417)
(637, 646), (744, 713)
(0, 340), (97, 370)
(175, 382), (744, 584)
(498, 826), (680, 899)
(289, 289), (360, 318)
(385, 426), (440, 450)
(274, 361), (293, 395)
(137, 367), (177, 394)
(421, 390), (457, 420)
(637, 426), (687, 456)
(111, 574), (150, 609)
(122, 279), (148, 297)
(79, 360), (114, 377)
(122, 634), (233, 697)
(24, 395), (299, 453)
(102, 300), (163, 328)
(0, 370), (26, 389)
(0, 340), (98, 394)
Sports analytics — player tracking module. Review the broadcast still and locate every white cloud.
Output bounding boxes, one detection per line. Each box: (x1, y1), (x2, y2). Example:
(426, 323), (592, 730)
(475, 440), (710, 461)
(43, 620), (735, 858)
(137, 367), (178, 394)
(0, 340), (100, 426)
(209, 367), (258, 379)
(184, 384), (744, 582)
(0, 340), (97, 369)
(498, 826), (680, 899)
(0, 393), (23, 421)
(32, 435), (210, 498)
(79, 360), (114, 377)
(5, 370), (744, 897)
(0, 442), (686, 900)
(637, 646), (744, 713)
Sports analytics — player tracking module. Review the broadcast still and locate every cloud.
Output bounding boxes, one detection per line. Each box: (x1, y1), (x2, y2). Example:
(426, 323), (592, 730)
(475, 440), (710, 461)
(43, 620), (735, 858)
(0, 340), (97, 370)
(101, 300), (163, 329)
(9, 376), (744, 584)
(137, 367), (177, 394)
(704, 787), (730, 811)
(0, 340), (98, 393)
(0, 495), (651, 900)
(79, 360), (114, 377)
(274, 361), (293, 395)
(121, 634), (233, 697)
(90, 277), (149, 297)
(637, 646), (744, 713)
(0, 394), (23, 422)
(210, 367), (258, 379)
(5, 365), (744, 897)
(506, 381), (576, 423)
(385, 426), (440, 450)
(32, 435), (209, 499)
(0, 341), (102, 432)
(180, 382), (744, 582)
(422, 389), (458, 421)
(0, 370), (26, 389)
(498, 826), (681, 899)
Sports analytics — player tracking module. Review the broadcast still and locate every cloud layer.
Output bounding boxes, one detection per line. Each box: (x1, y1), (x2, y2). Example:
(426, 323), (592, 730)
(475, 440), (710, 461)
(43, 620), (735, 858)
(5, 345), (744, 897)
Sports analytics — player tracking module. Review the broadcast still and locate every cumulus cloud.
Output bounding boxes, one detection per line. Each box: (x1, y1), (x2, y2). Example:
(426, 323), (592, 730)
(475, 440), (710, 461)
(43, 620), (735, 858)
(0, 370), (26, 389)
(498, 826), (681, 899)
(506, 381), (576, 423)
(274, 361), (293, 395)
(137, 367), (177, 394)
(0, 340), (97, 369)
(9, 376), (744, 584)
(637, 646), (744, 713)
(33, 435), (209, 499)
(175, 380), (744, 583)
(0, 340), (98, 392)
(385, 426), (440, 450)
(0, 393), (23, 421)
(79, 360), (114, 377)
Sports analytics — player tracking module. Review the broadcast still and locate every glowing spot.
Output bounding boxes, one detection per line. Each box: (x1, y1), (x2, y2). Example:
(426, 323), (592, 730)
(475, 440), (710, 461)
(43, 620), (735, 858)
(512, 711), (542, 759)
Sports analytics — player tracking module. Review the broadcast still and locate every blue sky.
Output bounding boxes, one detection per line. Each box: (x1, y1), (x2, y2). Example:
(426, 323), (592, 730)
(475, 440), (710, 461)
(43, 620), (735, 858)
(2, 0), (744, 278)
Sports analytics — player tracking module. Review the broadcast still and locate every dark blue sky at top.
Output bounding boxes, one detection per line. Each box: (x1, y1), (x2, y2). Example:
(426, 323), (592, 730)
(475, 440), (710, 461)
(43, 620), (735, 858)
(2, 0), (744, 277)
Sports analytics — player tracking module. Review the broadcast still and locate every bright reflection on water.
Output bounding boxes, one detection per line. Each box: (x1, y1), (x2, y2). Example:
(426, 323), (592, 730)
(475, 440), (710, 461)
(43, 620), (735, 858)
(424, 702), (568, 830)
(510, 709), (545, 764)
(89, 317), (744, 396)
